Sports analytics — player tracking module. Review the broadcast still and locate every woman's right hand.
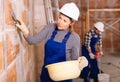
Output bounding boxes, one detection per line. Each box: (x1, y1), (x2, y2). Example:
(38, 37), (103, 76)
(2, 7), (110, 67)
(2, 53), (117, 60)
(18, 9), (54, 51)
(15, 19), (29, 37)
(89, 53), (95, 59)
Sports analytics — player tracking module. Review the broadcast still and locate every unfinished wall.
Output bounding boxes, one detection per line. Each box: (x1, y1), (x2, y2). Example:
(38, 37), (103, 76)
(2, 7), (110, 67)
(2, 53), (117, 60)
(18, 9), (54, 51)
(0, 0), (36, 82)
(1, 0), (119, 82)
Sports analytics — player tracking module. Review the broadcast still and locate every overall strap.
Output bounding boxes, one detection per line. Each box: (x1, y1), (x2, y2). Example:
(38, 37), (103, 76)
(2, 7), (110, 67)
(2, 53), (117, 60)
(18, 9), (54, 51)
(51, 27), (71, 43)
(62, 32), (71, 43)
(90, 30), (100, 39)
(50, 27), (57, 40)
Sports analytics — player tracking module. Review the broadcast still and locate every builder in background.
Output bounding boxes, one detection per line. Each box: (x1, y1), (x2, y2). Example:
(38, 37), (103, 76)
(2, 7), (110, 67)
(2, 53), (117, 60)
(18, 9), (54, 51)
(81, 22), (105, 82)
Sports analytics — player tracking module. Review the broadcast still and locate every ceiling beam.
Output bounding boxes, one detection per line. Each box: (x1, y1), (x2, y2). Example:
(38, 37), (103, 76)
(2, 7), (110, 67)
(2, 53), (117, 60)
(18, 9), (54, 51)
(89, 8), (120, 11)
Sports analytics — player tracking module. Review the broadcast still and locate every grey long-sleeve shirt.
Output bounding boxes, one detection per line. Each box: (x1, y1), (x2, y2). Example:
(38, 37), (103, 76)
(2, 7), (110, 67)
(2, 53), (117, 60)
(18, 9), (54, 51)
(25, 23), (80, 60)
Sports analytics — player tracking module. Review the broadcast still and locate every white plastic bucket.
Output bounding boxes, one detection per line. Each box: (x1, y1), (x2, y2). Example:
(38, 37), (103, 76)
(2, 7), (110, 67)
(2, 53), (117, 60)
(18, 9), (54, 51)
(98, 73), (110, 82)
(45, 56), (88, 81)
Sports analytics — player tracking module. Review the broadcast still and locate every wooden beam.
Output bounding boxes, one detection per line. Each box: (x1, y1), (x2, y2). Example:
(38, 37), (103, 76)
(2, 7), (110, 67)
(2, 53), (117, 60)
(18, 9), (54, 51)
(89, 18), (120, 21)
(89, 8), (120, 12)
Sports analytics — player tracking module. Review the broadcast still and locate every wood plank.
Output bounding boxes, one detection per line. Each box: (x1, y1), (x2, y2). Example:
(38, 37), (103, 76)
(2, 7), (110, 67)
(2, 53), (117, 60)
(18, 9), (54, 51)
(89, 9), (120, 11)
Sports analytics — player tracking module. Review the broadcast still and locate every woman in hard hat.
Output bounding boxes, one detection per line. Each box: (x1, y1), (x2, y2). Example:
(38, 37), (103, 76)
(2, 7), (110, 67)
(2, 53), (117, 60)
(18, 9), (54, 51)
(81, 22), (105, 82)
(15, 2), (83, 82)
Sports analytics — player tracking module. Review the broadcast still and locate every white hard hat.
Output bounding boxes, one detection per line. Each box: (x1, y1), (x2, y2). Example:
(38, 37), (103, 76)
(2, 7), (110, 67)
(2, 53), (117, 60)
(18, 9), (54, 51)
(94, 22), (104, 32)
(58, 2), (80, 21)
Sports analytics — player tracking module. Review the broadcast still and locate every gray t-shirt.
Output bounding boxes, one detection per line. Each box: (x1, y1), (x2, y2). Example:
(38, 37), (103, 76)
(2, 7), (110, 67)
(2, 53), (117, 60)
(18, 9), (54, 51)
(25, 23), (80, 60)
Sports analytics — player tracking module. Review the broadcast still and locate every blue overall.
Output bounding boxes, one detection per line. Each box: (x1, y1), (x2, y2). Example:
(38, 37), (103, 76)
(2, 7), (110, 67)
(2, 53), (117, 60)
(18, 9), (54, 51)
(81, 31), (100, 82)
(40, 28), (72, 82)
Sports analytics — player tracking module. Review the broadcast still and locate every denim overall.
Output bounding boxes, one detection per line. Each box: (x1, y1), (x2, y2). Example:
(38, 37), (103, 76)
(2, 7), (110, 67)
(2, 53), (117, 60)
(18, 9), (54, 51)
(40, 28), (72, 82)
(81, 31), (100, 82)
